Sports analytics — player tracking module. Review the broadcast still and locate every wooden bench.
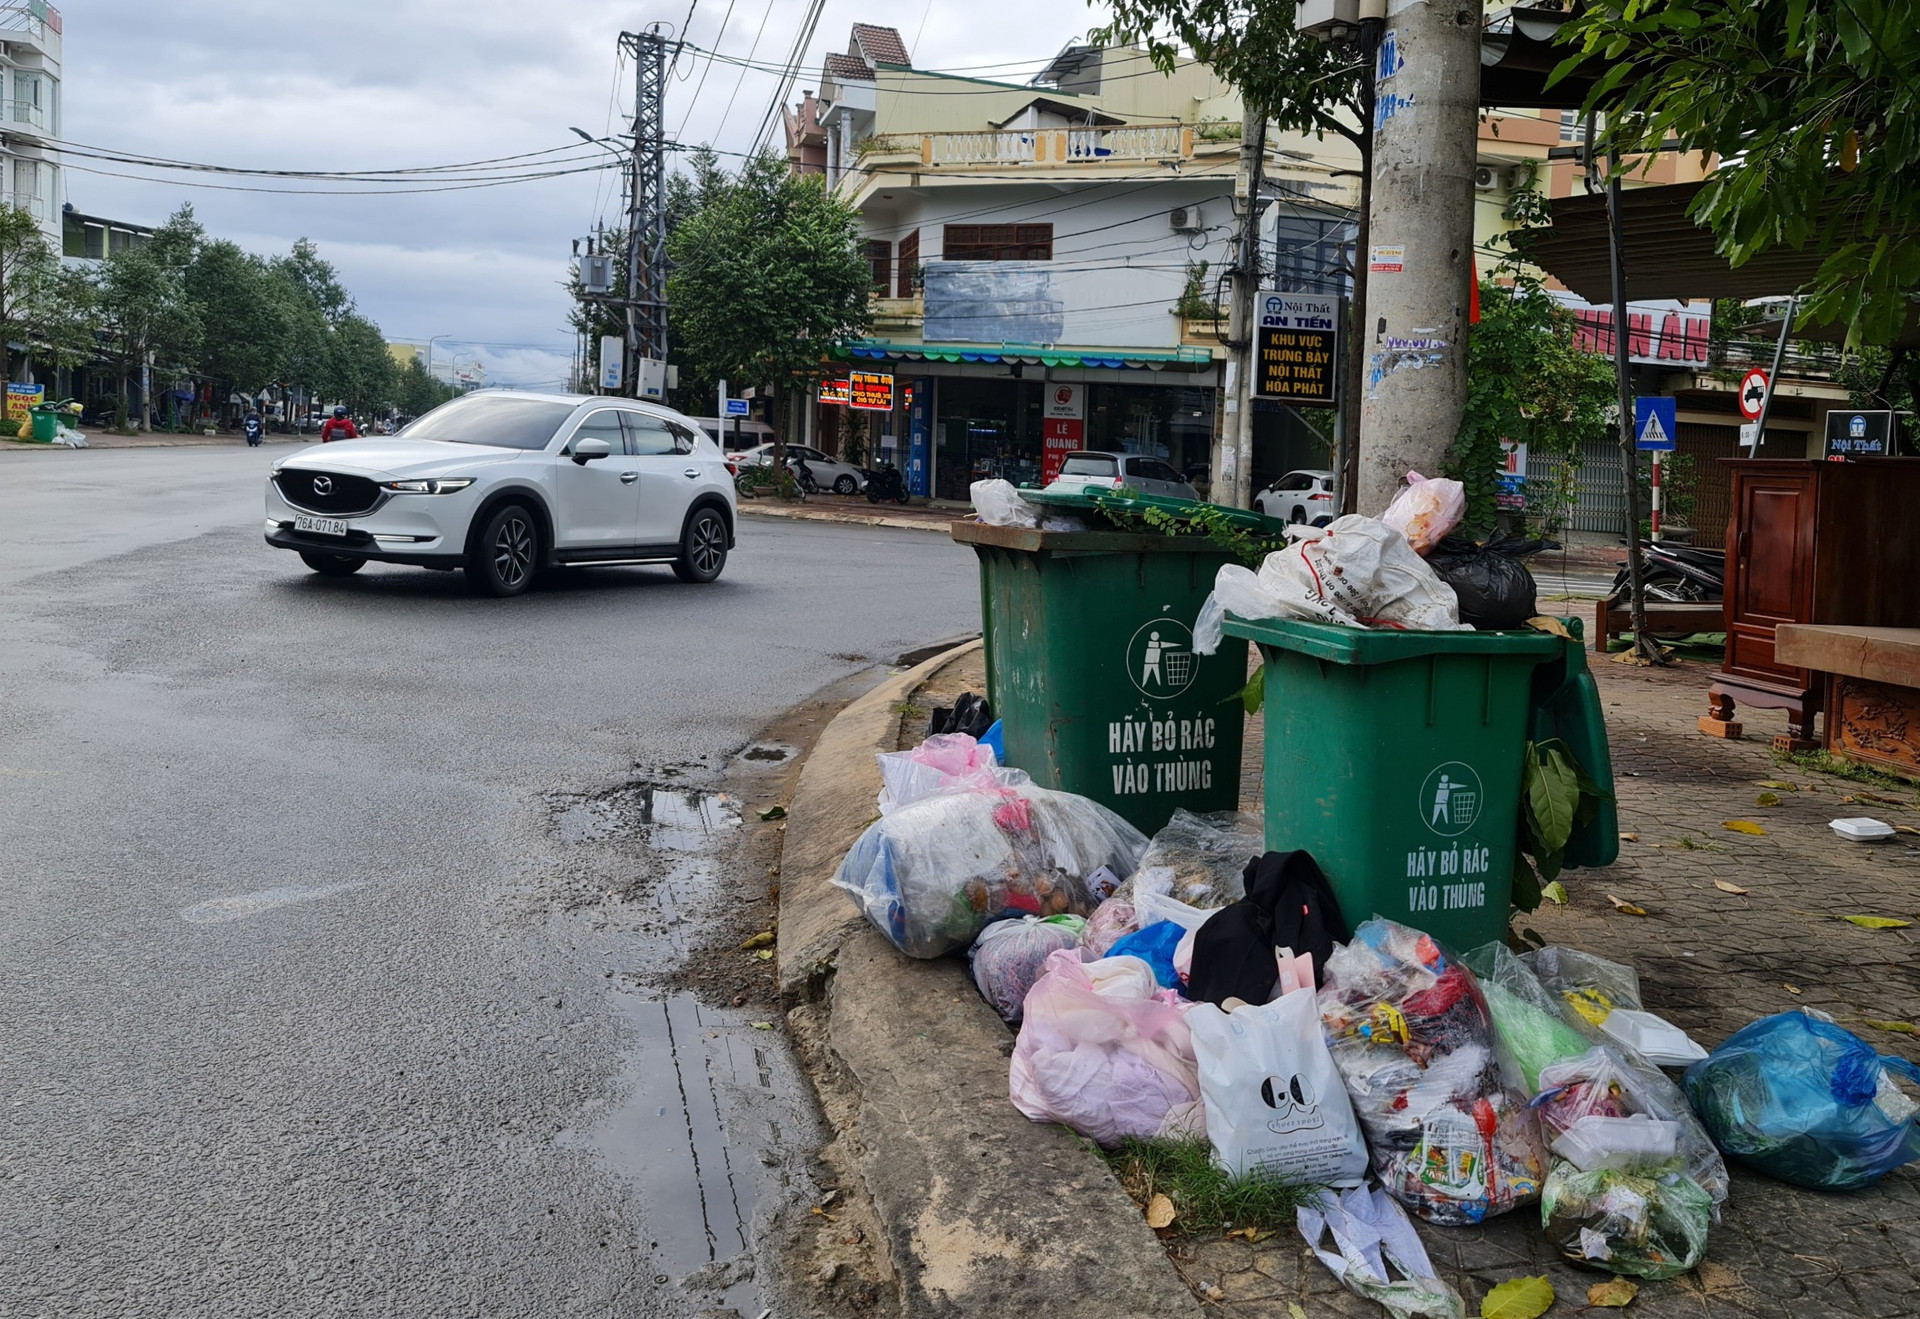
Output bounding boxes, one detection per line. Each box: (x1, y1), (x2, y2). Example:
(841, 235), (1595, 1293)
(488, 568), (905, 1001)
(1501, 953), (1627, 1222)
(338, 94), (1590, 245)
(1592, 595), (1726, 648)
(1775, 625), (1920, 781)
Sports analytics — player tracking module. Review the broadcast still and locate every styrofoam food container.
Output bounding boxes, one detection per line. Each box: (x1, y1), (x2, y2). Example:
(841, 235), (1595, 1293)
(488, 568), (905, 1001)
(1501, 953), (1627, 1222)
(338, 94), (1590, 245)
(1831, 817), (1896, 841)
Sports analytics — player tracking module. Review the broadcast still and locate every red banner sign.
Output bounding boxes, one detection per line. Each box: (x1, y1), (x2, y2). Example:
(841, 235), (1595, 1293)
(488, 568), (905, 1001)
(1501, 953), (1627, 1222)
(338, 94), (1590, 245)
(849, 371), (894, 412)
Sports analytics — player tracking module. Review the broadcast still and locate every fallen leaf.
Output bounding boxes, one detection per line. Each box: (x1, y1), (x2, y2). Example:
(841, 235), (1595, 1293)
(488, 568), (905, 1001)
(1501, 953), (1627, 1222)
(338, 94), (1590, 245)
(1756, 792), (1781, 807)
(1896, 825), (1920, 836)
(1713, 879), (1750, 895)
(1841, 915), (1913, 930)
(750, 1020), (774, 1030)
(1607, 893), (1649, 916)
(1784, 984), (1802, 995)
(1723, 820), (1767, 835)
(1855, 790), (1910, 807)
(1289, 1306), (1309, 1319)
(1756, 780), (1797, 791)
(1145, 1193), (1176, 1229)
(1201, 1283), (1226, 1302)
(739, 930), (775, 950)
(1541, 881), (1569, 906)
(755, 949), (774, 961)
(810, 1205), (837, 1222)
(1482, 1275), (1555, 1319)
(1618, 832), (1639, 842)
(1528, 616), (1575, 640)
(1224, 1226), (1275, 1243)
(1586, 1279), (1639, 1309)
(1863, 1019), (1919, 1034)
(757, 804), (788, 821)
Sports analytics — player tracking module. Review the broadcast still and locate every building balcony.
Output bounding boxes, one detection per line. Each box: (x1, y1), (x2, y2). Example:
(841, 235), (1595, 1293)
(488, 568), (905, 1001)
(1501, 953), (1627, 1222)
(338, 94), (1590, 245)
(0, 2), (62, 53)
(886, 124), (1195, 169)
(4, 190), (50, 221)
(869, 295), (924, 336)
(9, 98), (46, 132)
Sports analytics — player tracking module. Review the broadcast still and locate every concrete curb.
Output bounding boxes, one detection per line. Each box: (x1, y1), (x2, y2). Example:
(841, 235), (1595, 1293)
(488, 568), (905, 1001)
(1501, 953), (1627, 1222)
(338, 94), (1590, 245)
(777, 642), (1204, 1319)
(737, 501), (958, 534)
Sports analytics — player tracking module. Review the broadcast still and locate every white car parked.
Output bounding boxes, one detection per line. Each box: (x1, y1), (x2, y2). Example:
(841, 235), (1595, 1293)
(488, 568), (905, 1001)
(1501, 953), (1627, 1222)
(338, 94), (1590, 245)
(1254, 469), (1337, 525)
(1042, 451), (1200, 501)
(264, 391), (737, 596)
(733, 443), (867, 494)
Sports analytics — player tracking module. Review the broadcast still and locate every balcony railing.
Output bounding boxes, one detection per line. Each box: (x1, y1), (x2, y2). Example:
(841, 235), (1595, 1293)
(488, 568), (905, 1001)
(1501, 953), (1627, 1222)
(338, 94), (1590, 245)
(10, 99), (47, 131)
(0, 2), (62, 38)
(3, 192), (49, 221)
(919, 124), (1194, 168)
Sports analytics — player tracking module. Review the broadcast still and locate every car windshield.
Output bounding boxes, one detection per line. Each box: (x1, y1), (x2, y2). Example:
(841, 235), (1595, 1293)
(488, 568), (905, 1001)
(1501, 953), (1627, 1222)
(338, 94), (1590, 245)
(1059, 454), (1117, 477)
(398, 394), (578, 450)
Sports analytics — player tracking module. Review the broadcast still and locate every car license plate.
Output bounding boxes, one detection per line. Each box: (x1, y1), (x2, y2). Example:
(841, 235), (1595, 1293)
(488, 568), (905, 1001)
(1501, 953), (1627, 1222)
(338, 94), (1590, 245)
(295, 514), (348, 537)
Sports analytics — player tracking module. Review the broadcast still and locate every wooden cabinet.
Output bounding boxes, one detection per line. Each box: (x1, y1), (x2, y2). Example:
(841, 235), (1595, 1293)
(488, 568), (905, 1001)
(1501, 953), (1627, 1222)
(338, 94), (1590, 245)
(1706, 459), (1920, 745)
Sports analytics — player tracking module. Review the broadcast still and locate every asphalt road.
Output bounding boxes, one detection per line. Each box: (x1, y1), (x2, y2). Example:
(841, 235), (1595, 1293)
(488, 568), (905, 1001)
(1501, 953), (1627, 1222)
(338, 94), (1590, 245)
(0, 444), (981, 1317)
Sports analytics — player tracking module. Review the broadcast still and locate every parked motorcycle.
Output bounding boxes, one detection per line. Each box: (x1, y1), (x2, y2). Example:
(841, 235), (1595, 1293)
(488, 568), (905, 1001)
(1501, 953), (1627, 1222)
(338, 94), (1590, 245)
(864, 461), (909, 505)
(1609, 540), (1725, 603)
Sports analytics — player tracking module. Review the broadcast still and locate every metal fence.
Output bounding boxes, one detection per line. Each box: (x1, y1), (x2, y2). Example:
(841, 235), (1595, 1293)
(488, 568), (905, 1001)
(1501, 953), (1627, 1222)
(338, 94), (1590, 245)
(1525, 436), (1628, 536)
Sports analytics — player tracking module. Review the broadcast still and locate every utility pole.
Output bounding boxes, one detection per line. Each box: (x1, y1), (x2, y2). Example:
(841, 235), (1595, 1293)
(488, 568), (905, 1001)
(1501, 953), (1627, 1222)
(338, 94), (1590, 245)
(619, 26), (673, 398)
(1219, 105), (1268, 510)
(1354, 6), (1483, 516)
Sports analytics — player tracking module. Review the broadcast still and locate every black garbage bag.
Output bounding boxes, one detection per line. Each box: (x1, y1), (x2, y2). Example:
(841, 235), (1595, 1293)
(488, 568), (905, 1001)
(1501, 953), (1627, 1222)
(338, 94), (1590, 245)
(927, 691), (993, 739)
(1186, 850), (1349, 1007)
(1426, 534), (1541, 630)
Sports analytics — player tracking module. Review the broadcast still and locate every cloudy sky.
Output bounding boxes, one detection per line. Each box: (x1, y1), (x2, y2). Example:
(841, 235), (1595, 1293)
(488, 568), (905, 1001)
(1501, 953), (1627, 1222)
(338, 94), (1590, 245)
(60, 1), (1102, 391)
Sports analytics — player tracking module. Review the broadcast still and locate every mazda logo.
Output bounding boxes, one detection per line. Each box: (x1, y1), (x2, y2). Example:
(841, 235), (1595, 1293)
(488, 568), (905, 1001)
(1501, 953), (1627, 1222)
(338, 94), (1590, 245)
(312, 476), (333, 496)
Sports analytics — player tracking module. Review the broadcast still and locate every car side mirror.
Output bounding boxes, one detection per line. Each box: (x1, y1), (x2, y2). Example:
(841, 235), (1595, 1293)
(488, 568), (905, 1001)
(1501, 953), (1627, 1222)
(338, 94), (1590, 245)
(572, 437), (612, 465)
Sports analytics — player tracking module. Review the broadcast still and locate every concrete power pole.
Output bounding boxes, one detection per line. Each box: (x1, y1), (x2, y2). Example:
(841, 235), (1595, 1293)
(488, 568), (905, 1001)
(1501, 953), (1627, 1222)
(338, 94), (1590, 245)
(1219, 106), (1268, 510)
(1353, 6), (1483, 516)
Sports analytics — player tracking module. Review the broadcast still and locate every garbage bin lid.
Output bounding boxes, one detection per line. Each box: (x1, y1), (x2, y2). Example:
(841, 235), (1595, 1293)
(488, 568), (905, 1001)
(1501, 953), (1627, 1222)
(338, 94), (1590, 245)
(1223, 615), (1569, 664)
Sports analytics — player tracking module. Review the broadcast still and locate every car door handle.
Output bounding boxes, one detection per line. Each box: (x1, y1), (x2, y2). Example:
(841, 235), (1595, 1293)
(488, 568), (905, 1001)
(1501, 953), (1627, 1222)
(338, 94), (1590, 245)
(620, 471), (639, 484)
(683, 467), (699, 478)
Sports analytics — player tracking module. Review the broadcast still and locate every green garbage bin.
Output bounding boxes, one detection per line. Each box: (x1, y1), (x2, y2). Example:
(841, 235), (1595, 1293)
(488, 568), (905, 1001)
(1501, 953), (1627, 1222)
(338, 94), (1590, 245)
(953, 520), (1250, 835)
(29, 407), (59, 442)
(1222, 614), (1616, 949)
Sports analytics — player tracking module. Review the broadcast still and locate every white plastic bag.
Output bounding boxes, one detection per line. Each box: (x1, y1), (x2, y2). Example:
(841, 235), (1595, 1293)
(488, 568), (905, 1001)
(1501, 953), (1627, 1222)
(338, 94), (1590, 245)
(875, 732), (1028, 815)
(1193, 515), (1465, 654)
(1009, 949), (1204, 1146)
(1190, 990), (1369, 1184)
(970, 478), (1039, 528)
(1380, 471), (1465, 556)
(1298, 1186), (1466, 1319)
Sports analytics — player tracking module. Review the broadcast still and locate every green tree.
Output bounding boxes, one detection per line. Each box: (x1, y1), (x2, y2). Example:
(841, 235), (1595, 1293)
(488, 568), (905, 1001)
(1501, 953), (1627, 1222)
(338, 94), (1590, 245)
(187, 239), (291, 397)
(271, 237), (353, 324)
(0, 206), (95, 386)
(666, 151), (872, 461)
(1560, 0), (1920, 347)
(392, 353), (455, 417)
(93, 209), (205, 429)
(322, 312), (395, 415)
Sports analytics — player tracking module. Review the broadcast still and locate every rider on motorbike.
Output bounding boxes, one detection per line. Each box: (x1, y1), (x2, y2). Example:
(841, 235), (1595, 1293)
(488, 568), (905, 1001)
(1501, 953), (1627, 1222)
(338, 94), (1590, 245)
(243, 410), (264, 447)
(319, 406), (359, 443)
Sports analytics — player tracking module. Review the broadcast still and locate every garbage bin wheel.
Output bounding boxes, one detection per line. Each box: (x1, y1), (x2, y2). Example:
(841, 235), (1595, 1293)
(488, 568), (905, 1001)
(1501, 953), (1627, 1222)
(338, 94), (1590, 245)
(299, 551), (365, 577)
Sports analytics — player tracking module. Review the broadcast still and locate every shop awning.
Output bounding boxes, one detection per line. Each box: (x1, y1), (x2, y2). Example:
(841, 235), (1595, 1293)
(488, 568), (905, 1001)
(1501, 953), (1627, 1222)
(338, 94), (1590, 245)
(832, 339), (1216, 370)
(1529, 179), (1920, 349)
(1479, 6), (1606, 110)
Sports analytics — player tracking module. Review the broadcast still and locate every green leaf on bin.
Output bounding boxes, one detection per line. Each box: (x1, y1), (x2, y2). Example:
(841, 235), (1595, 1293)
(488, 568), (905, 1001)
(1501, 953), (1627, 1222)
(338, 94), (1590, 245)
(1482, 1275), (1555, 1319)
(1541, 881), (1569, 905)
(1226, 664), (1265, 716)
(1526, 742), (1579, 856)
(1510, 850), (1542, 913)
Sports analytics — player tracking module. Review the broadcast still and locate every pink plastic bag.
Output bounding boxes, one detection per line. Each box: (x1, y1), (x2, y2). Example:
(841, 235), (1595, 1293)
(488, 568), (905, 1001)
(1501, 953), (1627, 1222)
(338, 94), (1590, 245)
(1009, 949), (1205, 1147)
(1381, 472), (1465, 557)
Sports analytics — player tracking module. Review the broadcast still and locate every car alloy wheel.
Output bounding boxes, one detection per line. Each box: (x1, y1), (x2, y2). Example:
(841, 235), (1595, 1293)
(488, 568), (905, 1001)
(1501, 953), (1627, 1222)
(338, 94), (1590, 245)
(675, 508), (729, 583)
(833, 474), (857, 495)
(493, 513), (535, 589)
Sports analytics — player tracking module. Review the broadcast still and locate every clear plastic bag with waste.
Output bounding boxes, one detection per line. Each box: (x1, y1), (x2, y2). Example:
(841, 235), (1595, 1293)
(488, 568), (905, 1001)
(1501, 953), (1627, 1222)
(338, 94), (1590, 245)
(834, 781), (1148, 958)
(1131, 809), (1260, 908)
(875, 732), (1028, 815)
(968, 914), (1086, 1023)
(1317, 919), (1546, 1225)
(1684, 1009), (1920, 1190)
(1541, 1163), (1712, 1280)
(1380, 471), (1466, 556)
(1536, 1046), (1728, 1209)
(1192, 516), (1466, 654)
(1521, 946), (1644, 1039)
(969, 478), (1040, 528)
(1008, 948), (1204, 1146)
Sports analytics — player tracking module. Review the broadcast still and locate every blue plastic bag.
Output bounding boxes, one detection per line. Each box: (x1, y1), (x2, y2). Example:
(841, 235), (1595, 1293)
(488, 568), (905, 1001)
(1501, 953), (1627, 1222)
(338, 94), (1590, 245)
(1106, 920), (1186, 992)
(1684, 1010), (1920, 1191)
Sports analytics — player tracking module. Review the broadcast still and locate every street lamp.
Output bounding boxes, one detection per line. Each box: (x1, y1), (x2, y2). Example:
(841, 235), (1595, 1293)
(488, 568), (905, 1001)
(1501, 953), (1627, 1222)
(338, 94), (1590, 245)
(425, 333), (452, 383)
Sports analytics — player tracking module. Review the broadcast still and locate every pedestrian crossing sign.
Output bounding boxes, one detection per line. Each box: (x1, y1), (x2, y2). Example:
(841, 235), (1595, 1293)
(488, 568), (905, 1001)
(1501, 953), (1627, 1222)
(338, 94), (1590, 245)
(1634, 396), (1677, 451)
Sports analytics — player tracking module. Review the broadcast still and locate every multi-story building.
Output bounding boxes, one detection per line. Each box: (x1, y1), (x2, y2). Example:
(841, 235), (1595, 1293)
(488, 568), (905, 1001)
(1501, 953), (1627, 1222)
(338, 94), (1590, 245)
(788, 25), (1360, 500)
(0, 1), (62, 250)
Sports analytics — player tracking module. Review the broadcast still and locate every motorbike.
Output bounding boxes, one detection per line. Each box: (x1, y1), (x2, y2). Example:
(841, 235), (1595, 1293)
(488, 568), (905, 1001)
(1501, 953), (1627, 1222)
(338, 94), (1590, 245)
(864, 461), (910, 505)
(1609, 539), (1725, 602)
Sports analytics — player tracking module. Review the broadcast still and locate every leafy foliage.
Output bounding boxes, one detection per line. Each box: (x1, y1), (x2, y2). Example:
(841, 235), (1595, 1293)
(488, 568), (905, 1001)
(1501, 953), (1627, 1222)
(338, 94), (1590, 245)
(1559, 0), (1920, 347)
(666, 151), (873, 453)
(1513, 738), (1609, 913)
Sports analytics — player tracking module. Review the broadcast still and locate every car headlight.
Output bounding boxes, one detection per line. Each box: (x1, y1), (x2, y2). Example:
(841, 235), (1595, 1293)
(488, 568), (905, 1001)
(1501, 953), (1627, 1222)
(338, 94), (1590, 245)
(381, 478), (475, 494)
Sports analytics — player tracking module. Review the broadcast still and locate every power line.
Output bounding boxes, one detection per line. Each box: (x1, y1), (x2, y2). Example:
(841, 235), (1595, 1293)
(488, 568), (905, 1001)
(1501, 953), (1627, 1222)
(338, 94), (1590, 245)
(711, 0), (780, 145)
(58, 159), (614, 197)
(751, 0), (830, 157)
(46, 136), (603, 181)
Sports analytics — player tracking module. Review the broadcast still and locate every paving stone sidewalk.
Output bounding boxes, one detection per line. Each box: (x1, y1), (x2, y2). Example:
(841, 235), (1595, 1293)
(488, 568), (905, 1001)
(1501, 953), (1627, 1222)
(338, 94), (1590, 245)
(1195, 650), (1920, 1319)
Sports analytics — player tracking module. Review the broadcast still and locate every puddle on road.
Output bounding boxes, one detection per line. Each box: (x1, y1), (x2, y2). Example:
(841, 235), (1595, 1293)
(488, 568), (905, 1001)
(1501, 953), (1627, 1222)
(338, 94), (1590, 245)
(541, 775), (805, 1313)
(181, 883), (359, 924)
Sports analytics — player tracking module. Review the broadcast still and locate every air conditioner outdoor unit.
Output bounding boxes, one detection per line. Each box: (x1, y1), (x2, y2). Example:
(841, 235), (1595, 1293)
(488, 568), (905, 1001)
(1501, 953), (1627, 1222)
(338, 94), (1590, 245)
(1473, 165), (1503, 191)
(1169, 205), (1202, 233)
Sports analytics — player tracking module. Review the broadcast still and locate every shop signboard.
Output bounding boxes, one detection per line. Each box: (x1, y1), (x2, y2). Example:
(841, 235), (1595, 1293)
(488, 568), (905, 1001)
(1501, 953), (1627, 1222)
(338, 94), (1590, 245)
(1825, 409), (1894, 459)
(5, 383), (43, 421)
(908, 378), (932, 496)
(818, 377), (850, 405)
(1252, 291), (1340, 405)
(1495, 440), (1528, 510)
(1041, 382), (1085, 484)
(848, 371), (894, 411)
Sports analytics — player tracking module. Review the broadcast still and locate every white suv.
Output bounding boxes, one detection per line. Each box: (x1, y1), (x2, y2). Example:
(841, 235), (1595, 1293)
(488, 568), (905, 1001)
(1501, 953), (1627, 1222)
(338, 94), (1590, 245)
(265, 391), (737, 596)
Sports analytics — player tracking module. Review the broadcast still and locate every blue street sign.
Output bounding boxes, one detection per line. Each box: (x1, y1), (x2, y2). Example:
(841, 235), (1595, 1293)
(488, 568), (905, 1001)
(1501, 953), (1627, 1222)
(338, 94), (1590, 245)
(1634, 395), (1677, 451)
(723, 398), (749, 417)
